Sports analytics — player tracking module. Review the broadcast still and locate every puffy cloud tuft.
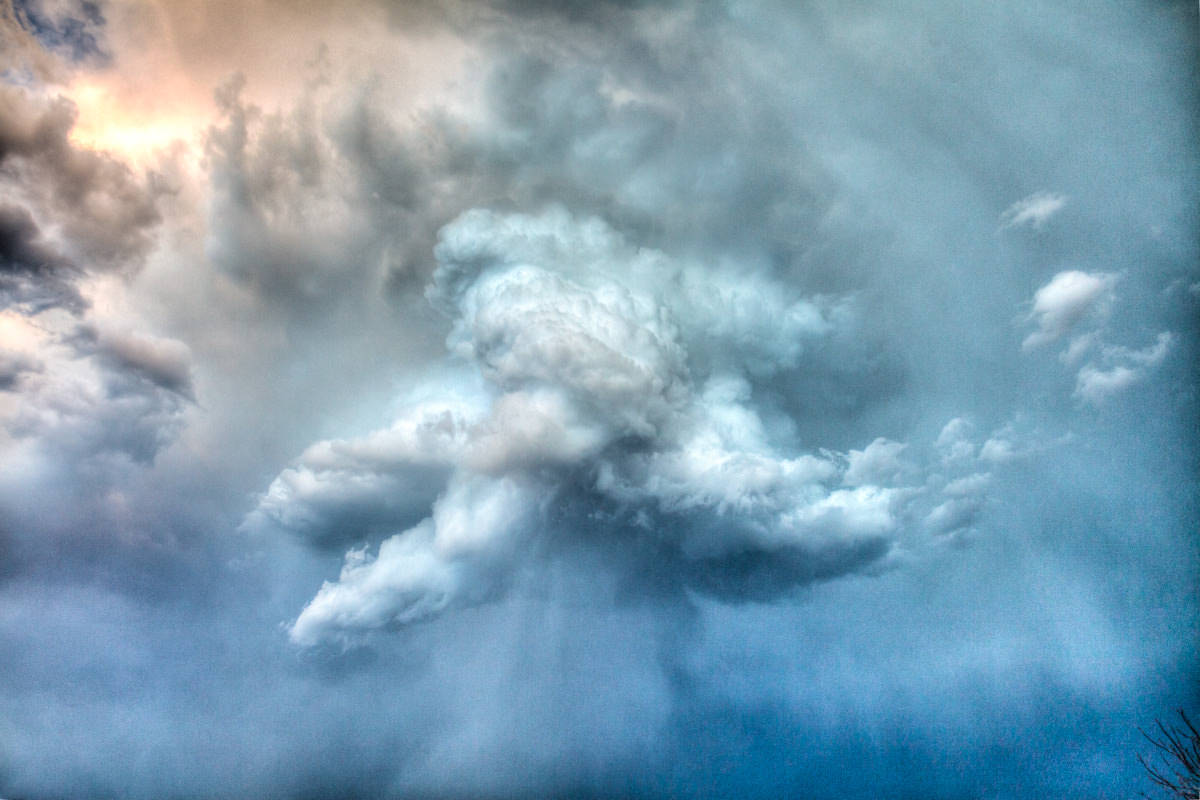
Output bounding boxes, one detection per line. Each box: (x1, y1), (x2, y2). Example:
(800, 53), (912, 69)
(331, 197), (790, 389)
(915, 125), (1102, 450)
(1022, 270), (1116, 351)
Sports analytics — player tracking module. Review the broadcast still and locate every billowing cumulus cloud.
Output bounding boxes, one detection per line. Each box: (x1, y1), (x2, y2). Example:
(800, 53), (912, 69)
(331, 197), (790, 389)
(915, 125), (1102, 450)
(0, 320), (192, 470)
(259, 208), (944, 645)
(0, 85), (160, 268)
(0, 2), (1197, 800)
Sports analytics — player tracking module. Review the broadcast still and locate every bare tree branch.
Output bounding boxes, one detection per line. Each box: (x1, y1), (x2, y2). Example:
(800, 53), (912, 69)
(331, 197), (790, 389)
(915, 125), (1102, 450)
(1139, 711), (1200, 800)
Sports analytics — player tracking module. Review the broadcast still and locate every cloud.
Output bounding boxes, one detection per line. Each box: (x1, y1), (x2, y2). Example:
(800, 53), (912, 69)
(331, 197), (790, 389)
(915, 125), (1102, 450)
(10, 0), (110, 66)
(999, 190), (1067, 230)
(0, 2), (1196, 799)
(0, 88), (160, 267)
(256, 208), (940, 645)
(0, 347), (40, 389)
(936, 417), (977, 466)
(1074, 331), (1174, 405)
(0, 201), (83, 312)
(290, 473), (536, 645)
(0, 81), (162, 318)
(842, 437), (909, 487)
(1021, 272), (1175, 404)
(0, 0), (63, 78)
(0, 332), (192, 465)
(1022, 270), (1116, 351)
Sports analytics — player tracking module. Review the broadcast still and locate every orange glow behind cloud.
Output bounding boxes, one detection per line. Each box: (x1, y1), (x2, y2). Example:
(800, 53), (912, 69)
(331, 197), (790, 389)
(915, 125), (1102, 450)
(60, 0), (471, 166)
(67, 77), (209, 162)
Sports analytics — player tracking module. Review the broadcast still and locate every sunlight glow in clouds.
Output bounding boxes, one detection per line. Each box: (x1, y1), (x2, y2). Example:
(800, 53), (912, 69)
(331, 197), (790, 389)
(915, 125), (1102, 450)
(66, 77), (205, 160)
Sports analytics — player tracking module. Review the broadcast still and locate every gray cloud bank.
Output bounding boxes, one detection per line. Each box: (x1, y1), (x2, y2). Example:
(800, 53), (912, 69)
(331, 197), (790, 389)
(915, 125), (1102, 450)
(0, 1), (1197, 799)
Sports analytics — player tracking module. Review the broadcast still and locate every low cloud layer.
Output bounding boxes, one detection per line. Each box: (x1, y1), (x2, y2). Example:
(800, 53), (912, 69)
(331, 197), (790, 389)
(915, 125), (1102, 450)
(0, 2), (1197, 799)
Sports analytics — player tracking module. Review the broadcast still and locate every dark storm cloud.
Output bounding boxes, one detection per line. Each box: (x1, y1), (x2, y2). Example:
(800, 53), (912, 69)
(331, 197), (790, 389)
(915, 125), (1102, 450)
(11, 0), (109, 65)
(0, 201), (84, 311)
(0, 1), (1197, 800)
(0, 202), (61, 271)
(0, 346), (40, 389)
(0, 89), (91, 311)
(0, 80), (184, 489)
(0, 82), (161, 302)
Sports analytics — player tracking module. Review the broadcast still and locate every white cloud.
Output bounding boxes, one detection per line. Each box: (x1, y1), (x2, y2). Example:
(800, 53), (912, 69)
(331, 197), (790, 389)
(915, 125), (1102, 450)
(999, 191), (1067, 230)
(936, 418), (976, 466)
(780, 485), (899, 541)
(942, 472), (991, 498)
(843, 437), (908, 487)
(247, 209), (943, 644)
(925, 496), (983, 536)
(1060, 331), (1100, 367)
(0, 319), (192, 467)
(1074, 332), (1173, 405)
(1017, 273), (1176, 407)
(978, 436), (1015, 464)
(1022, 270), (1116, 351)
(289, 474), (536, 646)
(1020, 273), (1175, 406)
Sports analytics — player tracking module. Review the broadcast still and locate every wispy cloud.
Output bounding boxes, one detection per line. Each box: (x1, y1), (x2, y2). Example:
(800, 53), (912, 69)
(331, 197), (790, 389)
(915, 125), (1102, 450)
(1074, 331), (1174, 405)
(999, 190), (1068, 231)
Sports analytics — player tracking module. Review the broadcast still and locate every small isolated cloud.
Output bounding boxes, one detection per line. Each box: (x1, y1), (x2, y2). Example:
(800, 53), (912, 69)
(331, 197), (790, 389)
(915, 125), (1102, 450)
(999, 191), (1067, 230)
(1022, 270), (1116, 351)
(1074, 331), (1173, 405)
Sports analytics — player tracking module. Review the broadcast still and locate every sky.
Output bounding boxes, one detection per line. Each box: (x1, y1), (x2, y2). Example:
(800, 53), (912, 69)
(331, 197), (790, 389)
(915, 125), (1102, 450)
(0, 1), (1197, 798)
